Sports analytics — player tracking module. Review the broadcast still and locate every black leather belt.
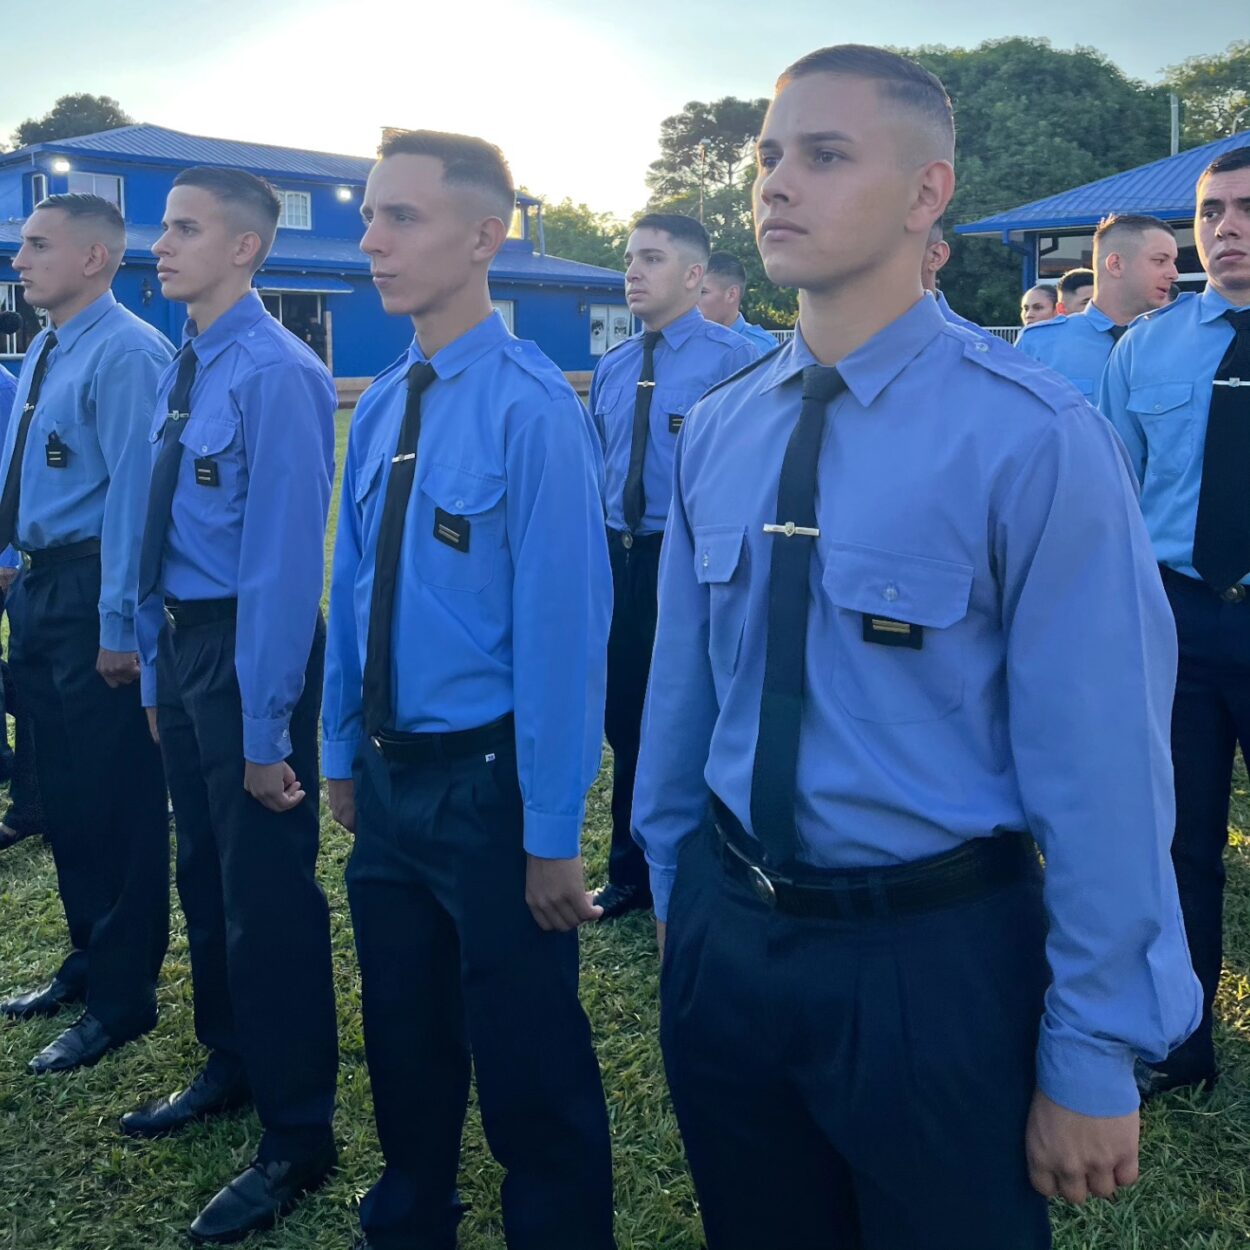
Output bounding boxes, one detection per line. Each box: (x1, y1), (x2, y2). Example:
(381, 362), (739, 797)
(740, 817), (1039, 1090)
(711, 795), (1036, 920)
(371, 713), (514, 764)
(1159, 564), (1247, 604)
(22, 536), (101, 571)
(163, 596), (238, 631)
(607, 527), (663, 554)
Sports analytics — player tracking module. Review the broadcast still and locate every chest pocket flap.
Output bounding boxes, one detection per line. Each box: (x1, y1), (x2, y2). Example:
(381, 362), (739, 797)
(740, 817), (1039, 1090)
(694, 525), (746, 584)
(1126, 381), (1193, 417)
(419, 462), (506, 516)
(823, 543), (972, 628)
(178, 415), (236, 457)
(353, 453), (386, 505)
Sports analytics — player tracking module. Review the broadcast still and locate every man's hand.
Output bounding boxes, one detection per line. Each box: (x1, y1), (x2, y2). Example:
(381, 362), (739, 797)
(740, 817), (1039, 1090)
(0, 566), (18, 593)
(1026, 1089), (1140, 1204)
(145, 707), (159, 744)
(97, 648), (140, 688)
(525, 854), (603, 931)
(656, 919), (666, 957)
(327, 778), (356, 833)
(243, 760), (305, 813)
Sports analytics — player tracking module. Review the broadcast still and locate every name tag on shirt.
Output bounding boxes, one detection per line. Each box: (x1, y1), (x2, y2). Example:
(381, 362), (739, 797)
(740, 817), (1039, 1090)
(45, 433), (68, 469)
(433, 507), (470, 552)
(194, 458), (220, 487)
(862, 614), (923, 649)
(668, 413), (684, 434)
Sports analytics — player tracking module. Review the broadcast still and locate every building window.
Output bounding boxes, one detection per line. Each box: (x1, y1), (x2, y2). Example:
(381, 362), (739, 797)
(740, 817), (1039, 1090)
(31, 172), (48, 208)
(66, 171), (124, 212)
(258, 291), (327, 361)
(491, 299), (515, 333)
(589, 304), (631, 356)
(277, 190), (312, 230)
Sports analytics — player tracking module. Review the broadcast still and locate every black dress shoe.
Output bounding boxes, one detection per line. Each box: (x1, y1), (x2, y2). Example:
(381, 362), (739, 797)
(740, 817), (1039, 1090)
(592, 881), (652, 921)
(28, 1012), (139, 1074)
(188, 1148), (338, 1244)
(1, 977), (83, 1020)
(1134, 1057), (1218, 1101)
(119, 1068), (251, 1138)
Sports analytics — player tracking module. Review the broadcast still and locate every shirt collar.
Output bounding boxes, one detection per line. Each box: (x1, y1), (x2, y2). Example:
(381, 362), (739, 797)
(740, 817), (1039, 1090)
(1082, 302), (1115, 332)
(52, 290), (117, 354)
(762, 295), (947, 408)
(406, 310), (510, 381)
(730, 313), (749, 333)
(653, 304), (705, 351)
(1198, 283), (1246, 324)
(183, 290), (268, 365)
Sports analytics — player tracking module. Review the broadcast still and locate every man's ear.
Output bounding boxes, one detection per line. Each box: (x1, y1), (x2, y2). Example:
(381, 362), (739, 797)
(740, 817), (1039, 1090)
(685, 260), (706, 291)
(473, 215), (508, 262)
(82, 241), (113, 280)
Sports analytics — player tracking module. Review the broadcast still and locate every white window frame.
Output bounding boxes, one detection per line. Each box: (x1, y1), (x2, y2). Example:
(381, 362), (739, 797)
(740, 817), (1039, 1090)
(66, 171), (124, 214)
(491, 299), (515, 333)
(31, 172), (48, 207)
(277, 190), (312, 231)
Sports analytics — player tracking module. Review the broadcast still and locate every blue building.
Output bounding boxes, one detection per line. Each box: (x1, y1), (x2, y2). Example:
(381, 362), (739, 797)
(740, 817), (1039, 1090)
(0, 124), (629, 389)
(956, 129), (1250, 293)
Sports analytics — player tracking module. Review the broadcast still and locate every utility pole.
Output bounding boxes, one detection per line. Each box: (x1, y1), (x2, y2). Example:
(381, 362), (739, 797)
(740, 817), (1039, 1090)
(698, 142), (707, 225)
(1170, 93), (1180, 156)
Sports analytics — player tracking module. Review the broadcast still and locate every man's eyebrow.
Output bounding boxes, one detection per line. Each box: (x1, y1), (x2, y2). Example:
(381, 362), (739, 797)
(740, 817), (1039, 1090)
(757, 130), (856, 154)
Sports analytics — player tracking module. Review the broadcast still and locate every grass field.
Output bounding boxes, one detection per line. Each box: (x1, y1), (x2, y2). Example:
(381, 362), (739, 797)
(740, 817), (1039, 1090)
(1, 411), (1248, 1249)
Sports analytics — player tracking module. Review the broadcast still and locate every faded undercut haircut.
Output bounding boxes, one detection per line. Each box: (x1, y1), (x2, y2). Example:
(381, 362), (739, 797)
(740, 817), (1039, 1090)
(172, 167), (281, 270)
(706, 251), (748, 288)
(1204, 145), (1250, 179)
(1057, 268), (1094, 300)
(778, 44), (955, 166)
(632, 212), (711, 262)
(378, 129), (515, 225)
(1092, 214), (1174, 264)
(36, 193), (126, 271)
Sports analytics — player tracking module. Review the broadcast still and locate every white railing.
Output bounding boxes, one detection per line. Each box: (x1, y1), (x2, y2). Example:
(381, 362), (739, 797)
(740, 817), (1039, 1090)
(771, 325), (1021, 346)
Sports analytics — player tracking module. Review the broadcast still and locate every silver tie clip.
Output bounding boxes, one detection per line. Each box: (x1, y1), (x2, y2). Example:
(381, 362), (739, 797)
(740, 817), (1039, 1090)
(763, 522), (820, 538)
(393, 452), (416, 463)
(1212, 378), (1244, 388)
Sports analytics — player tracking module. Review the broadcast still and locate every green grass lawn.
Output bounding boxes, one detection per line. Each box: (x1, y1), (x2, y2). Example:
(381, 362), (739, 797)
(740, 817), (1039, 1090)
(1, 411), (1248, 1248)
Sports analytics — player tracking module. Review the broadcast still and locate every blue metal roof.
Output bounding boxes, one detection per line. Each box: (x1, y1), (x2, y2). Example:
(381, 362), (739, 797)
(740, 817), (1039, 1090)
(957, 130), (1250, 236)
(254, 274), (353, 294)
(0, 218), (624, 288)
(0, 124), (540, 204)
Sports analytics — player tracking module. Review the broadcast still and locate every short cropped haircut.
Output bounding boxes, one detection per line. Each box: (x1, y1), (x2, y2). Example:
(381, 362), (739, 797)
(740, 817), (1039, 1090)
(172, 167), (280, 268)
(706, 251), (748, 287)
(631, 212), (710, 261)
(1093, 214), (1174, 262)
(927, 218), (944, 245)
(778, 44), (955, 164)
(378, 129), (515, 224)
(1058, 269), (1095, 300)
(36, 192), (126, 267)
(1024, 285), (1058, 307)
(1203, 146), (1250, 179)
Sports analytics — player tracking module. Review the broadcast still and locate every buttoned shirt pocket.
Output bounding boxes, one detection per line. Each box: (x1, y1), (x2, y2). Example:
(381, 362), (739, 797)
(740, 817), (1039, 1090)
(353, 453), (386, 507)
(821, 543), (973, 724)
(416, 462), (507, 592)
(694, 525), (749, 681)
(592, 386), (622, 441)
(178, 415), (242, 498)
(1127, 382), (1194, 483)
(654, 388), (701, 440)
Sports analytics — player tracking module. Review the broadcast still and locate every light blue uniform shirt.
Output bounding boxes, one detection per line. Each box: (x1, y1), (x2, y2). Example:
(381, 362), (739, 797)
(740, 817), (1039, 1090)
(590, 306), (758, 534)
(135, 291), (336, 765)
(932, 289), (997, 344)
(1018, 302), (1123, 402)
(633, 295), (1199, 1118)
(729, 312), (779, 355)
(1099, 286), (1247, 581)
(0, 365), (15, 424)
(0, 292), (173, 647)
(322, 312), (610, 860)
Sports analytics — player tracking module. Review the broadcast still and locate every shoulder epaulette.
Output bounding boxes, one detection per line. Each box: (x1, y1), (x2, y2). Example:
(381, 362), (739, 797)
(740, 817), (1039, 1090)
(697, 343), (784, 402)
(1136, 290), (1197, 326)
(504, 337), (577, 402)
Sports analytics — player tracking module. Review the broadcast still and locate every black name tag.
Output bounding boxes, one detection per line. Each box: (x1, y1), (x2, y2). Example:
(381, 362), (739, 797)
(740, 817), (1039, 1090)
(45, 433), (68, 469)
(433, 507), (470, 552)
(194, 457), (220, 487)
(668, 413), (684, 434)
(862, 614), (923, 649)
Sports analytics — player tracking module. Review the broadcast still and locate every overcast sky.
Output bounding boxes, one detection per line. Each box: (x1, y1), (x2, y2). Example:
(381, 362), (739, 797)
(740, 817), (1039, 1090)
(3, 0), (1242, 217)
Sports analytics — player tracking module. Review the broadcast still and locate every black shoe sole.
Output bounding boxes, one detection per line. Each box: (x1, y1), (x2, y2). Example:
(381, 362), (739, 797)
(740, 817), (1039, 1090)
(187, 1166), (336, 1245)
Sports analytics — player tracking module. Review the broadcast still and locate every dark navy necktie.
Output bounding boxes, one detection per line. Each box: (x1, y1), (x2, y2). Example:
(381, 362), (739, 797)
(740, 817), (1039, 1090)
(1192, 309), (1250, 594)
(0, 331), (58, 551)
(622, 330), (662, 533)
(137, 344), (198, 605)
(1109, 323), (1129, 342)
(749, 365), (846, 866)
(363, 362), (437, 737)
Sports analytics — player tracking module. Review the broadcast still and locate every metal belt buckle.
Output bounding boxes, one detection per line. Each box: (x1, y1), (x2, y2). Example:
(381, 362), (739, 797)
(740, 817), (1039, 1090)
(1222, 584), (1247, 603)
(163, 604), (176, 630)
(371, 734), (384, 753)
(748, 864), (778, 906)
(621, 531), (634, 550)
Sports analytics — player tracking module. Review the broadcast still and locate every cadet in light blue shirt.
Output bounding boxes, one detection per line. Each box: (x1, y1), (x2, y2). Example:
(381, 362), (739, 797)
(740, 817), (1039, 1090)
(125, 167), (339, 1244)
(0, 364), (15, 424)
(323, 129), (614, 1250)
(1020, 215), (1178, 401)
(634, 45), (1199, 1250)
(923, 218), (998, 343)
(589, 218), (758, 923)
(697, 249), (779, 354)
(0, 194), (172, 1078)
(1098, 147), (1250, 1101)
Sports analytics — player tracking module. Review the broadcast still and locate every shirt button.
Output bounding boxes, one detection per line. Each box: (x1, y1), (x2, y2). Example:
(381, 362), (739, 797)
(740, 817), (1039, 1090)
(882, 583), (899, 602)
(1154, 403), (1163, 411)
(975, 342), (989, 352)
(455, 498), (465, 510)
(702, 552), (710, 567)
(201, 445), (208, 453)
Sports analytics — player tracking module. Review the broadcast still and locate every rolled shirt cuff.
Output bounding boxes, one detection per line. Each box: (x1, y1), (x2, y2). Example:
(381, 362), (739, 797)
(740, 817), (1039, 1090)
(648, 864), (677, 923)
(99, 609), (136, 654)
(522, 802), (586, 859)
(243, 712), (294, 767)
(1035, 1025), (1139, 1117)
(322, 735), (361, 781)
